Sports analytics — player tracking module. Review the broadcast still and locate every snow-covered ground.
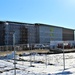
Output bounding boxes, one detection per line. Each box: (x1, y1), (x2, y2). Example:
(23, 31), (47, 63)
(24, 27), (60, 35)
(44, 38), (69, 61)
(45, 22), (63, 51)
(0, 52), (75, 75)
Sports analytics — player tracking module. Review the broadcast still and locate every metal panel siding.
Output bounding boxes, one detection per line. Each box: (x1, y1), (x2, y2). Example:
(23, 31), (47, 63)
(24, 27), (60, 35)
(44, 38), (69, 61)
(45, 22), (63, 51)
(50, 27), (62, 41)
(0, 23), (5, 45)
(39, 26), (50, 43)
(26, 25), (36, 44)
(62, 28), (74, 41)
(39, 25), (62, 43)
(35, 25), (39, 43)
(5, 23), (21, 45)
(74, 31), (75, 41)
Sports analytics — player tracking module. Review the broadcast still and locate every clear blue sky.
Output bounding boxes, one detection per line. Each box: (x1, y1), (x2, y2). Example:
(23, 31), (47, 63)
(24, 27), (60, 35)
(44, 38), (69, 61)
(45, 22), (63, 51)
(0, 0), (75, 29)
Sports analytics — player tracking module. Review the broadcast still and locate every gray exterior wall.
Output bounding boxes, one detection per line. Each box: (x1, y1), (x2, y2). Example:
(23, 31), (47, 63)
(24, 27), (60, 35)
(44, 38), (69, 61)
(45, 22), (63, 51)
(0, 22), (5, 45)
(5, 23), (21, 45)
(74, 31), (75, 41)
(5, 22), (36, 45)
(39, 25), (62, 44)
(39, 25), (50, 43)
(35, 25), (39, 43)
(25, 24), (36, 44)
(50, 26), (62, 41)
(0, 21), (74, 46)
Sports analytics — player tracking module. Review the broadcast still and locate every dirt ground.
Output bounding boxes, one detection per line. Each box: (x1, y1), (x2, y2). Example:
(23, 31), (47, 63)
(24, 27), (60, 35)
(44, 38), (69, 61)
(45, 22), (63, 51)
(0, 49), (49, 56)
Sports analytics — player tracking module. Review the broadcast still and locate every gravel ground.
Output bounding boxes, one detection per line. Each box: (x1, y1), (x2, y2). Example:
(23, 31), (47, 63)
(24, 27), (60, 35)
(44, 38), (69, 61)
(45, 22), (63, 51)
(0, 49), (49, 56)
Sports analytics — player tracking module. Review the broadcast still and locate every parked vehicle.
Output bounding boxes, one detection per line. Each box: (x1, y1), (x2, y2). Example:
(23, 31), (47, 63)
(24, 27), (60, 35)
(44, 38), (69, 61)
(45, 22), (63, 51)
(34, 44), (45, 49)
(49, 41), (75, 52)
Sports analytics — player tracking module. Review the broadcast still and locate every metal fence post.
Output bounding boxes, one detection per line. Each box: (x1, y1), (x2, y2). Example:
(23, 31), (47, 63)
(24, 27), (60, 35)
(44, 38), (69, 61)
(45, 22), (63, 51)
(13, 32), (16, 75)
(63, 43), (65, 71)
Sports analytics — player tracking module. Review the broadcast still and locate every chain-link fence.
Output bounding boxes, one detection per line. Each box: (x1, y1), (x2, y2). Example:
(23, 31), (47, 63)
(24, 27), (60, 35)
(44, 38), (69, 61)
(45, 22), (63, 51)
(0, 43), (75, 75)
(0, 43), (50, 51)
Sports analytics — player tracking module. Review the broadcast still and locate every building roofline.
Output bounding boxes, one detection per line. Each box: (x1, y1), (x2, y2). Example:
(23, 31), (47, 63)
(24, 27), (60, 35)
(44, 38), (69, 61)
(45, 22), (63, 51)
(6, 21), (34, 25)
(0, 20), (33, 25)
(35, 23), (75, 31)
(0, 21), (74, 30)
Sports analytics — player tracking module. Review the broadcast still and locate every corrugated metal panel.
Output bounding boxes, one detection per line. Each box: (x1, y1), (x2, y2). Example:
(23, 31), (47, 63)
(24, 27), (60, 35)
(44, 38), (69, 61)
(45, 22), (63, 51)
(62, 28), (74, 41)
(39, 25), (62, 44)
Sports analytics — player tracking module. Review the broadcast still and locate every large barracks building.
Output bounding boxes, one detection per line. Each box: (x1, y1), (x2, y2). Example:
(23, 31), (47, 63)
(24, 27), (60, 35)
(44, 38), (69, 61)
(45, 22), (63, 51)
(0, 21), (74, 46)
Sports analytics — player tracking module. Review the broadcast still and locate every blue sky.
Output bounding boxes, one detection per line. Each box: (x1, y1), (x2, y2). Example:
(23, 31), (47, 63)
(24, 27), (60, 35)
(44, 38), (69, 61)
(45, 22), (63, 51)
(0, 0), (75, 29)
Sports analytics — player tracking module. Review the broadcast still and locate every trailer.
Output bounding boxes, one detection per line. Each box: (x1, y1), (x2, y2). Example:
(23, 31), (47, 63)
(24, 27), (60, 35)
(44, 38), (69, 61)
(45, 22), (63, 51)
(50, 41), (75, 53)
